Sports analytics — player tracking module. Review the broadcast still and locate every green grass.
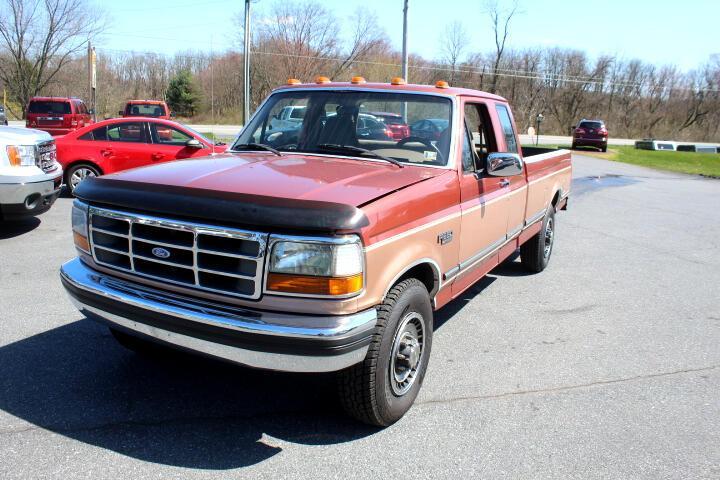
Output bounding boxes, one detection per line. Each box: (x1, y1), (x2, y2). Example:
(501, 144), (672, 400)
(523, 144), (720, 177)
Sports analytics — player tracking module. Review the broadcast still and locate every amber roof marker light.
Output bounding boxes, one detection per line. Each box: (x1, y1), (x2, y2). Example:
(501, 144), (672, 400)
(435, 80), (449, 89)
(391, 77), (407, 85)
(315, 76), (331, 84)
(351, 76), (366, 84)
(287, 78), (301, 85)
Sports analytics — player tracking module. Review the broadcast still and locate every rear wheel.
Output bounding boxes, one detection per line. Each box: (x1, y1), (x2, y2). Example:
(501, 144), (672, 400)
(601, 145), (607, 152)
(521, 206), (556, 273)
(338, 278), (433, 426)
(65, 163), (100, 196)
(571, 143), (577, 150)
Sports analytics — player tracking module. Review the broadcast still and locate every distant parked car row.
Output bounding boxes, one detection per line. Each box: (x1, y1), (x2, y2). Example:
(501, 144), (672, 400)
(635, 140), (719, 153)
(24, 96), (173, 136)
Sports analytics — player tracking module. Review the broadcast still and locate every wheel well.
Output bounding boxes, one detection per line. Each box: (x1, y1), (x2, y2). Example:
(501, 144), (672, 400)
(66, 160), (103, 178)
(551, 190), (561, 210)
(394, 262), (439, 297)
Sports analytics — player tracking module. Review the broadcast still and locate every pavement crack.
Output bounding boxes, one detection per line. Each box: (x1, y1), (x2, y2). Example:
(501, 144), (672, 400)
(418, 364), (720, 406)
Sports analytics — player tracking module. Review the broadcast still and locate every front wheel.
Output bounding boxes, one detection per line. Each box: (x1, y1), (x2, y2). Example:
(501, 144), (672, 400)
(65, 163), (100, 196)
(520, 206), (556, 273)
(338, 278), (433, 426)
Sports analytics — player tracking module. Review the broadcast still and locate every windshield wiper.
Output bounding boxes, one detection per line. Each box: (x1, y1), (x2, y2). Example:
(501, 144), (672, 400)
(316, 144), (404, 168)
(233, 143), (282, 156)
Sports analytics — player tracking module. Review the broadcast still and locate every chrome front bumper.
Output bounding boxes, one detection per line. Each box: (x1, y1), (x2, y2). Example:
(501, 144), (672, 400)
(60, 258), (377, 373)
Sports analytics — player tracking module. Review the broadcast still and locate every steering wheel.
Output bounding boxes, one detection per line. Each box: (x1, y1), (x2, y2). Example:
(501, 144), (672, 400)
(396, 136), (445, 163)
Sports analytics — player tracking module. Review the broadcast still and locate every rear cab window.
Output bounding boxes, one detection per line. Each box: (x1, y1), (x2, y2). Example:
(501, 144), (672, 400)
(126, 104), (166, 117)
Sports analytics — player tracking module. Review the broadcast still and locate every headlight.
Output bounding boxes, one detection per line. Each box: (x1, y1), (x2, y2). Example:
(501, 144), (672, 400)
(266, 237), (364, 296)
(71, 200), (90, 253)
(6, 145), (36, 167)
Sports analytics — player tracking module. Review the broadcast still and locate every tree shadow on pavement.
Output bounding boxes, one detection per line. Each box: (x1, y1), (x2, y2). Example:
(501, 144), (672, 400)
(0, 319), (378, 470)
(0, 216), (40, 239)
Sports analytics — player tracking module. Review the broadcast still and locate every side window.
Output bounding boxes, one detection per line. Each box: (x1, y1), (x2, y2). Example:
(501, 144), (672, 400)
(464, 102), (497, 170)
(461, 125), (475, 172)
(106, 122), (147, 143)
(80, 126), (107, 141)
(150, 123), (194, 146)
(495, 104), (518, 153)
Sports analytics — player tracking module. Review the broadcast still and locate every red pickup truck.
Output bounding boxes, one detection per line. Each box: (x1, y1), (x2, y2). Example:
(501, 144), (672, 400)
(60, 79), (571, 426)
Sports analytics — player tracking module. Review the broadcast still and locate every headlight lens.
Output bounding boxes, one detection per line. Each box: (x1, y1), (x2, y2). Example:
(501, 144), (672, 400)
(266, 238), (364, 296)
(6, 145), (36, 167)
(71, 200), (90, 253)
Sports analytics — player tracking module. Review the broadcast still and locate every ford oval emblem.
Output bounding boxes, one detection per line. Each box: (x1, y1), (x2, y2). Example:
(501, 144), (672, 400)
(151, 247), (171, 259)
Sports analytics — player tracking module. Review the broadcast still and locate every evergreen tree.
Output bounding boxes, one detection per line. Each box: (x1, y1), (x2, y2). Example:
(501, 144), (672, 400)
(165, 70), (200, 117)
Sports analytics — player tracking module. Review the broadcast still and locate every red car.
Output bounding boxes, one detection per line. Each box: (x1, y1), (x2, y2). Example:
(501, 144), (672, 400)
(120, 100), (171, 120)
(26, 96), (94, 136)
(368, 111), (410, 140)
(571, 119), (608, 152)
(56, 117), (227, 194)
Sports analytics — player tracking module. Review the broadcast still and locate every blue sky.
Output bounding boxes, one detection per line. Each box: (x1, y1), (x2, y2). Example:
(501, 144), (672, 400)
(99, 0), (720, 72)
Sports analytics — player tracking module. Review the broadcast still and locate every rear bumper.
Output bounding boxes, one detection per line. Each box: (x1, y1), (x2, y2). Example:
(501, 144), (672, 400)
(0, 174), (62, 218)
(60, 258), (377, 373)
(573, 137), (607, 146)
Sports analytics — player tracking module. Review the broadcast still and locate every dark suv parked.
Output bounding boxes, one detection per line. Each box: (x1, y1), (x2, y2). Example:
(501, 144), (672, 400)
(572, 119), (608, 152)
(0, 105), (7, 126)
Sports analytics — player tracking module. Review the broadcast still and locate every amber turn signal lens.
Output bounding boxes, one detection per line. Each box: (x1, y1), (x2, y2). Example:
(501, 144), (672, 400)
(435, 80), (449, 89)
(315, 76), (331, 84)
(73, 231), (90, 252)
(287, 78), (301, 85)
(267, 273), (363, 296)
(6, 146), (21, 166)
(391, 77), (406, 85)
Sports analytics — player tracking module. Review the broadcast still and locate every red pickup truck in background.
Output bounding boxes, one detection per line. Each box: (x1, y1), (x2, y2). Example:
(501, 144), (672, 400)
(120, 100), (172, 120)
(61, 78), (571, 426)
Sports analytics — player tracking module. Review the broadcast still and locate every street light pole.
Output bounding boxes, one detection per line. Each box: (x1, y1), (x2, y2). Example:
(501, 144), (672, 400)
(243, 0), (251, 126)
(401, 0), (409, 81)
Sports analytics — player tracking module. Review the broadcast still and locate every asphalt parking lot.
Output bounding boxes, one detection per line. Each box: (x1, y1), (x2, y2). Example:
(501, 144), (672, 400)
(1, 154), (718, 479)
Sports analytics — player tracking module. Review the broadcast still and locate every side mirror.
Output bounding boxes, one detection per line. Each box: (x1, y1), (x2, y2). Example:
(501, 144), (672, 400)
(118, 110), (124, 116)
(571, 125), (576, 130)
(485, 152), (523, 177)
(186, 139), (203, 149)
(88, 108), (95, 115)
(169, 112), (175, 118)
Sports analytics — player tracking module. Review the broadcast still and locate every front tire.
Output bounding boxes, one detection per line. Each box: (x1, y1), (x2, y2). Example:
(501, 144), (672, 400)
(520, 206), (556, 273)
(338, 278), (433, 426)
(65, 163), (100, 196)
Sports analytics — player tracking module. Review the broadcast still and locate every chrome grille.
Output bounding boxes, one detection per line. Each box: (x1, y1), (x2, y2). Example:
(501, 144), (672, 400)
(36, 140), (58, 173)
(88, 206), (268, 299)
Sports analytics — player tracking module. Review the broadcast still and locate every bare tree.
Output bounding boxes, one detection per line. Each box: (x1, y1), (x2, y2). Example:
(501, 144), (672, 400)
(440, 21), (468, 84)
(0, 0), (105, 117)
(485, 0), (519, 94)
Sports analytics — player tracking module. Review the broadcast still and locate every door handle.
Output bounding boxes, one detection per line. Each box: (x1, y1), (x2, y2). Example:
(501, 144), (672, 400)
(499, 179), (510, 188)
(152, 153), (165, 160)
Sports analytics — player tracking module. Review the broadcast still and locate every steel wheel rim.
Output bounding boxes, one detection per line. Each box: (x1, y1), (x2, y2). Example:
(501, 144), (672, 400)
(389, 311), (425, 396)
(543, 217), (554, 258)
(70, 167), (96, 189)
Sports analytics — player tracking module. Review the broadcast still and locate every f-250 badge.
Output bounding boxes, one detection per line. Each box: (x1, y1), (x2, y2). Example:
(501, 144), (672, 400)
(437, 231), (453, 245)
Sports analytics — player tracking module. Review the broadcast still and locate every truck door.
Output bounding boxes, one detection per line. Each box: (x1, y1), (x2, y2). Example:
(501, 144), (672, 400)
(452, 101), (508, 295)
(494, 103), (527, 238)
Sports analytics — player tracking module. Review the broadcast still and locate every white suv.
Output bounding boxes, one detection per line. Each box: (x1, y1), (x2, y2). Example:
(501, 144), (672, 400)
(0, 126), (63, 220)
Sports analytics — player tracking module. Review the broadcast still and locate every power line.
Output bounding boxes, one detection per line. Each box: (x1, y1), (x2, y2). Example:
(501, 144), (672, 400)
(94, 46), (720, 94)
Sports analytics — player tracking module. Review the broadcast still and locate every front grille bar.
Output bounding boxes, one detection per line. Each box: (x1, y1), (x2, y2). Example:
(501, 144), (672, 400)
(88, 206), (268, 300)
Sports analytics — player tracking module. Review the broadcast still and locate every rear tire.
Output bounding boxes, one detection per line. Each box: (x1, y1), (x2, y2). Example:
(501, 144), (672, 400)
(337, 278), (433, 426)
(521, 206), (556, 273)
(571, 143), (577, 150)
(65, 163), (100, 196)
(601, 145), (607, 152)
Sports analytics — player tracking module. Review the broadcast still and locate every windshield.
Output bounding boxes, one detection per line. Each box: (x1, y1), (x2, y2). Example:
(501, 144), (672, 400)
(233, 90), (453, 166)
(579, 121), (603, 129)
(28, 101), (71, 114)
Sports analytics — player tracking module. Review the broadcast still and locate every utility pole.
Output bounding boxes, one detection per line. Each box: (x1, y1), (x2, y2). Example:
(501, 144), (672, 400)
(243, 0), (251, 126)
(401, 0), (409, 81)
(87, 43), (97, 121)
